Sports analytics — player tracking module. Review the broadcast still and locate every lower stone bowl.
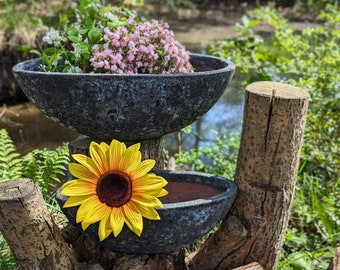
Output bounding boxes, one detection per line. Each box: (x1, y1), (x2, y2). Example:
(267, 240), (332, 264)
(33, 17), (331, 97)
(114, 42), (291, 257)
(56, 170), (237, 254)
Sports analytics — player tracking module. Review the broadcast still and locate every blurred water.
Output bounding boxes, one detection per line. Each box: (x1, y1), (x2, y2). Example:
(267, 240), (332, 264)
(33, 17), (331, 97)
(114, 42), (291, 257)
(164, 42), (245, 154)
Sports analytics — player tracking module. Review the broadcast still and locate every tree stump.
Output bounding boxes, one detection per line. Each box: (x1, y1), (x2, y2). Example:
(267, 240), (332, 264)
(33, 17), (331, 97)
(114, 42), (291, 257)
(0, 178), (81, 270)
(190, 81), (309, 269)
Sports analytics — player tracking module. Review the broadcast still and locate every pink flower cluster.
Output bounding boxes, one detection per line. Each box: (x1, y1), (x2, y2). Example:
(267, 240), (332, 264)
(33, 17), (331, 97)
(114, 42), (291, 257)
(90, 20), (194, 74)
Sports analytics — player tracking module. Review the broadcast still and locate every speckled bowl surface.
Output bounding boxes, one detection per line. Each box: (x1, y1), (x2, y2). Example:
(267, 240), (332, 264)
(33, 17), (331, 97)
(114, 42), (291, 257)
(13, 54), (234, 141)
(56, 170), (237, 253)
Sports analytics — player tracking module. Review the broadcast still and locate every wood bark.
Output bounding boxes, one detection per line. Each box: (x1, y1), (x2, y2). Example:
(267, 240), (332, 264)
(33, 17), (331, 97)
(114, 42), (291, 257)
(0, 178), (80, 270)
(190, 81), (309, 270)
(328, 247), (340, 270)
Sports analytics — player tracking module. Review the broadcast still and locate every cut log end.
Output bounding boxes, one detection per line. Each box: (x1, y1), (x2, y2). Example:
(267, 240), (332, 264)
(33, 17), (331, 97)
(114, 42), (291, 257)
(246, 81), (309, 99)
(0, 178), (35, 201)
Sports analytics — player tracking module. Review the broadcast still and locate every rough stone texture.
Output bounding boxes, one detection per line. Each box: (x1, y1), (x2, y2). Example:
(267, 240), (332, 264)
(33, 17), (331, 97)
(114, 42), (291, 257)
(12, 54), (235, 141)
(56, 170), (237, 254)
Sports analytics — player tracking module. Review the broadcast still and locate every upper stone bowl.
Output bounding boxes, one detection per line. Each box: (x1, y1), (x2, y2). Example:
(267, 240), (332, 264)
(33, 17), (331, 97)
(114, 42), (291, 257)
(12, 54), (235, 141)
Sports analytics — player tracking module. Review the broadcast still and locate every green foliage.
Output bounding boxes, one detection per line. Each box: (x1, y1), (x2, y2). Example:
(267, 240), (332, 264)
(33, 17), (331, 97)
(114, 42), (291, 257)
(21, 146), (70, 197)
(40, 0), (139, 73)
(0, 0), (42, 34)
(210, 5), (340, 269)
(0, 233), (16, 270)
(0, 129), (22, 182)
(175, 130), (240, 179)
(0, 0), (72, 50)
(0, 129), (70, 192)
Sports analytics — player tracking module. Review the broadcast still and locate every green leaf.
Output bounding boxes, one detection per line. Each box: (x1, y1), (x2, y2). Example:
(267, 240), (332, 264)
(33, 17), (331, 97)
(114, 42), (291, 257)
(248, 19), (262, 28)
(78, 42), (90, 54)
(68, 35), (81, 43)
(88, 27), (101, 42)
(67, 26), (78, 37)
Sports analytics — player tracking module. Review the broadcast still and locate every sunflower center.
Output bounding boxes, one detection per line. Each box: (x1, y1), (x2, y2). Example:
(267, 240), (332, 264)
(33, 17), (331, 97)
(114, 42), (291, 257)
(97, 171), (132, 207)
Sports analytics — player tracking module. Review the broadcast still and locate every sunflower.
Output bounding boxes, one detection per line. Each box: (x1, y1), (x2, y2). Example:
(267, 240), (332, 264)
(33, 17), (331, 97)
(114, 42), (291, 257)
(60, 139), (168, 241)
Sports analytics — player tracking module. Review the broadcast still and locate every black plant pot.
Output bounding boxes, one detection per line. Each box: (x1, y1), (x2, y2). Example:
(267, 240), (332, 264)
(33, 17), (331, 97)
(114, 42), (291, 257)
(56, 170), (237, 254)
(12, 54), (235, 141)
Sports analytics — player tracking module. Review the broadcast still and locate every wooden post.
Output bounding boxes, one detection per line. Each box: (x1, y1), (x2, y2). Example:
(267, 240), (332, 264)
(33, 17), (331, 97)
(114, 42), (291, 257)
(0, 178), (81, 270)
(190, 81), (309, 269)
(328, 247), (340, 270)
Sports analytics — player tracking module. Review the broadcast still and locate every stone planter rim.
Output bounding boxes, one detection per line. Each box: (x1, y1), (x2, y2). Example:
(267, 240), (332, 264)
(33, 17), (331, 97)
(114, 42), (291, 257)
(156, 171), (234, 209)
(12, 53), (235, 76)
(12, 53), (235, 141)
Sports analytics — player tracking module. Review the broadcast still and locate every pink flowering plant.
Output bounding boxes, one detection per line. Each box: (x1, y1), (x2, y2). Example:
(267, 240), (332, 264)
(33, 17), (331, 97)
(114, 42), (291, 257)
(91, 19), (192, 74)
(40, 0), (193, 74)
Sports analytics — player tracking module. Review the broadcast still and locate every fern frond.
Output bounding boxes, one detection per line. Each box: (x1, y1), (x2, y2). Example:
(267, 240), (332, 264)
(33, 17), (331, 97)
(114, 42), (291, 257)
(0, 129), (23, 182)
(22, 143), (70, 197)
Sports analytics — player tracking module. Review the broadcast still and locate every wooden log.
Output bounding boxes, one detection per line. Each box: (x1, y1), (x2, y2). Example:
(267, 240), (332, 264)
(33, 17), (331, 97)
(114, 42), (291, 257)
(190, 81), (309, 269)
(328, 247), (340, 270)
(0, 178), (80, 270)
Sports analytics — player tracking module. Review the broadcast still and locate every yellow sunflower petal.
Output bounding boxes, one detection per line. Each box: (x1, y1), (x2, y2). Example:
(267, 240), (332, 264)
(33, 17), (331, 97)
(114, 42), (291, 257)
(134, 175), (168, 188)
(76, 197), (98, 223)
(98, 214), (112, 241)
(108, 139), (126, 171)
(119, 143), (141, 172)
(77, 199), (110, 230)
(133, 174), (168, 189)
(131, 203), (161, 221)
(134, 187), (168, 198)
(89, 142), (108, 173)
(123, 204), (143, 237)
(131, 194), (163, 208)
(99, 142), (110, 152)
(63, 195), (90, 208)
(110, 208), (125, 237)
(60, 180), (96, 196)
(133, 185), (168, 197)
(100, 142), (111, 165)
(84, 202), (111, 225)
(72, 154), (101, 177)
(68, 163), (98, 183)
(130, 159), (156, 179)
(126, 151), (142, 174)
(156, 188), (168, 197)
(77, 197), (109, 225)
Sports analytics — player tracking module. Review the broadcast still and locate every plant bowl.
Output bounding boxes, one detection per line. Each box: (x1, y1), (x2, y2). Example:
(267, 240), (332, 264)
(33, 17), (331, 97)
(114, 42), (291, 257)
(56, 170), (237, 253)
(12, 54), (235, 141)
